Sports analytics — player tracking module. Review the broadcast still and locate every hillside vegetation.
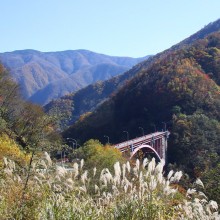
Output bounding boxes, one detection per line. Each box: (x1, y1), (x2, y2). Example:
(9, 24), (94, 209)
(44, 62), (150, 128)
(46, 19), (220, 128)
(0, 19), (220, 218)
(64, 32), (220, 203)
(0, 134), (30, 168)
(0, 63), (62, 156)
(1, 66), (218, 218)
(0, 50), (146, 105)
(64, 32), (220, 141)
(1, 152), (219, 219)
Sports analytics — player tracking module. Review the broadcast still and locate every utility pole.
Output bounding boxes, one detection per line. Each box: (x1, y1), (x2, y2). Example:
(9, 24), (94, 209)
(123, 131), (129, 141)
(104, 135), (110, 144)
(162, 122), (167, 131)
(139, 127), (144, 136)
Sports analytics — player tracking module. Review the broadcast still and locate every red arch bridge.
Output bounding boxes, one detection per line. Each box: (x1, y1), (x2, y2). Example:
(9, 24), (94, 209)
(114, 131), (170, 163)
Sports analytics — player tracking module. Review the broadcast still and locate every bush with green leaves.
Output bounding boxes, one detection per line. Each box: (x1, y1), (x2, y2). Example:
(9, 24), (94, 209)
(74, 139), (125, 172)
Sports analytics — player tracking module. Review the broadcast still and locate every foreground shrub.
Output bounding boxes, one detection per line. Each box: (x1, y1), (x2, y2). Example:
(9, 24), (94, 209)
(0, 153), (219, 219)
(75, 139), (125, 172)
(0, 135), (30, 168)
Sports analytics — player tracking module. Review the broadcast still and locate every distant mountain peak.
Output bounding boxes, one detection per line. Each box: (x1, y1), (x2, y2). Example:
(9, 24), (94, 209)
(0, 49), (146, 105)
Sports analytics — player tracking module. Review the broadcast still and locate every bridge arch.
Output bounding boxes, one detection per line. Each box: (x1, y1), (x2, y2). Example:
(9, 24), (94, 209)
(130, 144), (162, 161)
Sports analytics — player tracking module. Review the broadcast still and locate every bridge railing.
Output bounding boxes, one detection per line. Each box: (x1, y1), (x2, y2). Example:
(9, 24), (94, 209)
(114, 131), (169, 153)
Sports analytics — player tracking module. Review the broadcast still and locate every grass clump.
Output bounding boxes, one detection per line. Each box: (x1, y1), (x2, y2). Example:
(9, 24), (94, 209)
(0, 153), (219, 219)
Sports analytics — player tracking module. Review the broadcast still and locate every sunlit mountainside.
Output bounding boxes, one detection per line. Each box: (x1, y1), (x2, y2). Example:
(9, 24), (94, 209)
(0, 49), (146, 105)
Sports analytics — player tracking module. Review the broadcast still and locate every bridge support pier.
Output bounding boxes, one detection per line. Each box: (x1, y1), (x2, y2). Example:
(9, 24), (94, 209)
(161, 131), (169, 163)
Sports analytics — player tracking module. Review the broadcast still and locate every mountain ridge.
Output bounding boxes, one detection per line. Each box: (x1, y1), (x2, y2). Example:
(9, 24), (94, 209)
(0, 49), (146, 105)
(63, 19), (220, 143)
(46, 18), (220, 127)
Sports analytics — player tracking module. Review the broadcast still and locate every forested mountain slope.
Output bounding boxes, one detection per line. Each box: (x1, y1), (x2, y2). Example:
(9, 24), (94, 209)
(0, 50), (145, 105)
(64, 32), (220, 142)
(44, 59), (151, 125)
(63, 32), (220, 203)
(172, 18), (220, 49)
(0, 63), (61, 160)
(47, 18), (220, 127)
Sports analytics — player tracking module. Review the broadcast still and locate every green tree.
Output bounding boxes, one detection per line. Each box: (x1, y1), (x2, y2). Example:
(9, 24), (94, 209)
(76, 139), (124, 172)
(202, 162), (220, 204)
(170, 113), (220, 176)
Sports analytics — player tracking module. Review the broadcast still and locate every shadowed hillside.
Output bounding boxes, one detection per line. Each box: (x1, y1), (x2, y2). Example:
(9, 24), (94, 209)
(63, 31), (220, 203)
(46, 19), (220, 128)
(63, 32), (220, 142)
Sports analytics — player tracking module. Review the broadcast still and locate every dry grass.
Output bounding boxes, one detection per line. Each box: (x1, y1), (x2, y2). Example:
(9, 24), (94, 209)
(0, 153), (219, 219)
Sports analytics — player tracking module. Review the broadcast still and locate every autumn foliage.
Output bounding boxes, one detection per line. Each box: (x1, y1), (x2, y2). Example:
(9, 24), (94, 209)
(0, 135), (30, 168)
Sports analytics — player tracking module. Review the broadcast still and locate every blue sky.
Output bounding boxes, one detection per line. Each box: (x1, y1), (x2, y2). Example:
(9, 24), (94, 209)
(1, 0), (220, 57)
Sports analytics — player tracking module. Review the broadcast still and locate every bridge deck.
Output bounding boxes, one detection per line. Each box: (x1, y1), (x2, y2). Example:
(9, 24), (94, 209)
(114, 131), (167, 153)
